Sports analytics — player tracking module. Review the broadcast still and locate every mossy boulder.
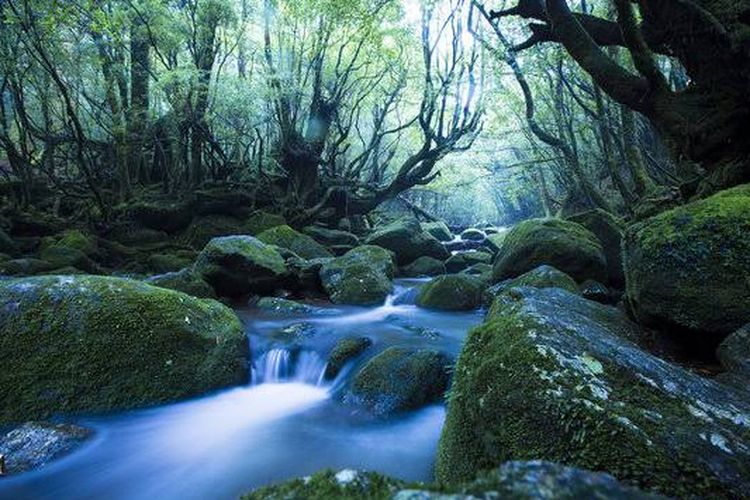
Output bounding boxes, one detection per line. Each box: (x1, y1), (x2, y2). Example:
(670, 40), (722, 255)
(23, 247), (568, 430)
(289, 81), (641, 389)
(0, 422), (93, 474)
(346, 347), (451, 415)
(42, 230), (98, 257)
(492, 218), (607, 284)
(437, 286), (750, 498)
(485, 265), (580, 305)
(624, 184), (750, 337)
(146, 268), (216, 299)
(445, 251), (493, 273)
(38, 246), (100, 274)
(324, 337), (373, 380)
(243, 462), (660, 500)
(365, 218), (449, 265)
(422, 221), (453, 242)
(401, 256), (446, 277)
(244, 210), (286, 235)
(0, 275), (248, 425)
(460, 228), (486, 241)
(146, 251), (196, 274)
(319, 246), (395, 305)
(568, 209), (626, 287)
(416, 274), (483, 311)
(0, 258), (55, 276)
(483, 229), (510, 254)
(195, 236), (288, 297)
(258, 225), (333, 260)
(303, 226), (360, 248)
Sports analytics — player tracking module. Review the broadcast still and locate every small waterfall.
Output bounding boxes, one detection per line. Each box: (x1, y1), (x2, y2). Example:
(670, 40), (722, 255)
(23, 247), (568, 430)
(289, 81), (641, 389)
(253, 348), (328, 386)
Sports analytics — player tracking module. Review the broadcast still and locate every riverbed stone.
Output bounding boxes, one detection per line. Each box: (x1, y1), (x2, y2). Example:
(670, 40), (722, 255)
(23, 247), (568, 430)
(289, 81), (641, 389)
(255, 297), (316, 315)
(319, 245), (395, 305)
(195, 235), (288, 297)
(324, 337), (373, 380)
(422, 221), (453, 242)
(365, 218), (449, 265)
(437, 286), (750, 498)
(416, 274), (483, 311)
(623, 183), (750, 337)
(460, 228), (486, 241)
(0, 275), (248, 425)
(347, 347), (451, 415)
(492, 218), (607, 284)
(257, 225), (333, 260)
(146, 267), (217, 298)
(0, 422), (93, 474)
(445, 251), (493, 273)
(401, 256), (446, 277)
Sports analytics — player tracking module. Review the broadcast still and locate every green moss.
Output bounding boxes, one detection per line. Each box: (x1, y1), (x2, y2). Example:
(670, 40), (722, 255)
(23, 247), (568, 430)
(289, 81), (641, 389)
(319, 246), (395, 305)
(624, 183), (750, 335)
(242, 469), (405, 500)
(568, 209), (625, 287)
(422, 221), (453, 242)
(146, 251), (196, 274)
(401, 256), (446, 277)
(416, 274), (483, 311)
(365, 218), (449, 265)
(445, 251), (493, 273)
(348, 347), (451, 415)
(147, 268), (216, 298)
(0, 275), (248, 425)
(0, 258), (55, 276)
(484, 265), (580, 306)
(437, 287), (750, 498)
(325, 336), (372, 379)
(257, 225), (333, 260)
(492, 218), (607, 283)
(195, 236), (288, 297)
(244, 210), (286, 236)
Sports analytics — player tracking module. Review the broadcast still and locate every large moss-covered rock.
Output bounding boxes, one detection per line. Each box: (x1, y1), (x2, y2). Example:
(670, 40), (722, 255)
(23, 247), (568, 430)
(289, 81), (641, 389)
(319, 246), (395, 305)
(437, 286), (750, 498)
(486, 265), (580, 301)
(324, 336), (373, 380)
(0, 422), (92, 474)
(42, 230), (98, 257)
(445, 251), (493, 273)
(346, 347), (451, 415)
(461, 228), (486, 241)
(244, 210), (286, 235)
(624, 184), (750, 337)
(0, 275), (248, 424)
(243, 462), (660, 500)
(303, 226), (360, 248)
(401, 256), (446, 277)
(258, 225), (333, 260)
(365, 218), (449, 265)
(568, 209), (626, 287)
(422, 220), (453, 242)
(146, 267), (216, 299)
(416, 274), (483, 311)
(483, 229), (510, 253)
(195, 236), (288, 297)
(492, 218), (607, 284)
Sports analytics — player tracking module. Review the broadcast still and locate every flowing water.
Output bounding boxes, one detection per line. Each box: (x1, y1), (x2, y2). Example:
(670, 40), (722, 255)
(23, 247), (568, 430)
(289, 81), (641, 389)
(0, 279), (483, 500)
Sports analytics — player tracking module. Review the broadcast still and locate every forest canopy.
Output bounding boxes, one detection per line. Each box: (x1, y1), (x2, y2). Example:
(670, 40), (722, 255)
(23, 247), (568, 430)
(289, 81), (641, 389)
(1, 0), (748, 226)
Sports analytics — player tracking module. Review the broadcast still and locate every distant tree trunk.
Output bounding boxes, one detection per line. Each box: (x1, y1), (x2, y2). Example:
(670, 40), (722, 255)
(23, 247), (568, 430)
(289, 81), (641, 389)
(129, 16), (150, 185)
(620, 105), (655, 197)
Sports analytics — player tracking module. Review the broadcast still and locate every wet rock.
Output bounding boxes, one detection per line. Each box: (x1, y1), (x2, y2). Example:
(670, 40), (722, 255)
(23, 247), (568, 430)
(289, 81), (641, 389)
(492, 218), (607, 284)
(437, 286), (750, 499)
(0, 422), (92, 474)
(257, 225), (333, 260)
(195, 236), (288, 297)
(568, 209), (626, 287)
(365, 218), (449, 265)
(324, 337), (372, 379)
(445, 251), (493, 273)
(460, 228), (486, 241)
(243, 469), (404, 500)
(416, 274), (483, 311)
(146, 267), (216, 299)
(401, 256), (446, 277)
(624, 183), (750, 338)
(717, 324), (750, 390)
(319, 246), (395, 305)
(0, 275), (248, 425)
(483, 265), (579, 306)
(422, 221), (453, 242)
(255, 297), (317, 316)
(347, 347), (451, 415)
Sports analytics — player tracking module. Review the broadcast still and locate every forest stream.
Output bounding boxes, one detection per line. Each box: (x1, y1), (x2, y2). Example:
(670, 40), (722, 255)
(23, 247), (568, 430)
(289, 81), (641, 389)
(0, 279), (483, 500)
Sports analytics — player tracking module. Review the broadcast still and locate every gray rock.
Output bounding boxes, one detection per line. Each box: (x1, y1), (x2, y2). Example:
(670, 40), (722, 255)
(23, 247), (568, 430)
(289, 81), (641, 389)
(0, 422), (92, 474)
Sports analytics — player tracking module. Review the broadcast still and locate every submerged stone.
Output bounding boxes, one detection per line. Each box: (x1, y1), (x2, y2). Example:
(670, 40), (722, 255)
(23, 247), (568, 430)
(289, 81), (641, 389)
(0, 422), (92, 474)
